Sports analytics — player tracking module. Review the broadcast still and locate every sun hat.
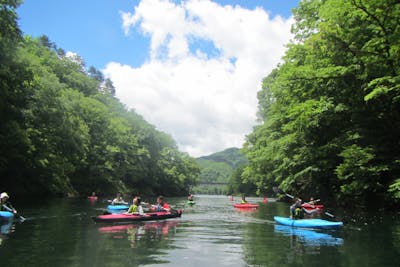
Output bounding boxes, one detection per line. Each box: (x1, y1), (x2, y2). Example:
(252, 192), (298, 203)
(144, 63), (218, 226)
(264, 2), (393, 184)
(0, 192), (9, 199)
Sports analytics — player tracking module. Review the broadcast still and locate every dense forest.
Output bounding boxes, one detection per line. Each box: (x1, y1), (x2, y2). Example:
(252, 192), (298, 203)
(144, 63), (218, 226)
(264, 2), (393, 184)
(194, 148), (248, 195)
(241, 0), (400, 209)
(0, 0), (200, 197)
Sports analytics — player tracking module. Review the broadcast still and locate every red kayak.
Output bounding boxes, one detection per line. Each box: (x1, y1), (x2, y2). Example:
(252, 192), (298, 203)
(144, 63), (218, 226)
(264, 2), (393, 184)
(92, 210), (183, 223)
(301, 203), (324, 211)
(233, 203), (259, 209)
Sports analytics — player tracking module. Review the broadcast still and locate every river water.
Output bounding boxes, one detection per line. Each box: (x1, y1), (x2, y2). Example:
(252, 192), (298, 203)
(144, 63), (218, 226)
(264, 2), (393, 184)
(0, 195), (399, 267)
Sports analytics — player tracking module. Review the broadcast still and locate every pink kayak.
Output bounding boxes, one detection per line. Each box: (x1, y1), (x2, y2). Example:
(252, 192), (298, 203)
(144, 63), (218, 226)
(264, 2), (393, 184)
(233, 203), (259, 209)
(92, 210), (183, 223)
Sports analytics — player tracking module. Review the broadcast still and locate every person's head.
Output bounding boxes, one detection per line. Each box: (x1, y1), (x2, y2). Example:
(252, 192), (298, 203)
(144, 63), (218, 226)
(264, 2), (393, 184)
(133, 196), (141, 205)
(310, 197), (314, 201)
(1, 192), (9, 201)
(295, 197), (302, 203)
(157, 195), (164, 204)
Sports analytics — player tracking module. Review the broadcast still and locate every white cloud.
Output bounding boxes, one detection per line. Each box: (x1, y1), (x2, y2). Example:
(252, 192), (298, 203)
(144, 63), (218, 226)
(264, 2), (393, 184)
(104, 0), (293, 157)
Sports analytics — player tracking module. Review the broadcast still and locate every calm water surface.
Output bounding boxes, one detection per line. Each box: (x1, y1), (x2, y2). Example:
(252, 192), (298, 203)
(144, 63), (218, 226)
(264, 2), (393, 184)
(0, 195), (399, 267)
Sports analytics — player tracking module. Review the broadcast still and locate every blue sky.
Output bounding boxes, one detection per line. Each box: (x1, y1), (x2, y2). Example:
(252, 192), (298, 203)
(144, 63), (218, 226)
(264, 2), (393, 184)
(17, 0), (300, 157)
(18, 0), (298, 69)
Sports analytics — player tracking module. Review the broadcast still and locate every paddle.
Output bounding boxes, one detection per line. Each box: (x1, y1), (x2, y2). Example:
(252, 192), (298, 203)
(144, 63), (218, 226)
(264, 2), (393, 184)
(272, 186), (335, 218)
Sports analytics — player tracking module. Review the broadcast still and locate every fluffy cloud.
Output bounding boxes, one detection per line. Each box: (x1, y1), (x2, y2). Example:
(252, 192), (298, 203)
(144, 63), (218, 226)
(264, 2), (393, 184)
(104, 0), (293, 157)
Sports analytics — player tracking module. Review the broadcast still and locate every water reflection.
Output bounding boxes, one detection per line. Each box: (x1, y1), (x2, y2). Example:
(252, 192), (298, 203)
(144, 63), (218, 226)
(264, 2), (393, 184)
(274, 225), (344, 247)
(0, 220), (15, 246)
(233, 207), (258, 213)
(98, 221), (179, 248)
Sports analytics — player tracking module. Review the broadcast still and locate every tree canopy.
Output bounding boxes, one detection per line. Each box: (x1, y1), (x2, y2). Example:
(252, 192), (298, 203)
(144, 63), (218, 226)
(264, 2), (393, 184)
(243, 0), (400, 209)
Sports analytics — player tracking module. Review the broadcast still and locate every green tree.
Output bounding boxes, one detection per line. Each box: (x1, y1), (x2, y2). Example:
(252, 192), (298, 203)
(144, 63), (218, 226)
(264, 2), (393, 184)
(243, 0), (400, 208)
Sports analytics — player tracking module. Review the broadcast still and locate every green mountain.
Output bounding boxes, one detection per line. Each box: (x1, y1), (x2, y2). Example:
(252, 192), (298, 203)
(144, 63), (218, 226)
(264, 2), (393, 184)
(193, 148), (247, 194)
(198, 147), (248, 170)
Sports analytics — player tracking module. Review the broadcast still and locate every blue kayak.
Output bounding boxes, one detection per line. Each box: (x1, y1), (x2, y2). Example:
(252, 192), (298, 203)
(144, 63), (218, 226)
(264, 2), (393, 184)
(107, 205), (129, 211)
(0, 211), (14, 221)
(274, 216), (343, 229)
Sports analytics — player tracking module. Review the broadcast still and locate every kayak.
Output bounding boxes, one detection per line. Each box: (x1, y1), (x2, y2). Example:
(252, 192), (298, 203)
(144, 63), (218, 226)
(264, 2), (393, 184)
(233, 203), (259, 209)
(187, 200), (195, 206)
(274, 225), (344, 246)
(0, 211), (14, 221)
(107, 204), (129, 211)
(302, 203), (324, 211)
(92, 210), (183, 223)
(274, 216), (343, 229)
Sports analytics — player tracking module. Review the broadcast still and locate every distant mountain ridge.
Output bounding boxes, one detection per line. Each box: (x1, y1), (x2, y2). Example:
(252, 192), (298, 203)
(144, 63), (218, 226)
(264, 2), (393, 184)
(196, 148), (248, 185)
(197, 147), (248, 169)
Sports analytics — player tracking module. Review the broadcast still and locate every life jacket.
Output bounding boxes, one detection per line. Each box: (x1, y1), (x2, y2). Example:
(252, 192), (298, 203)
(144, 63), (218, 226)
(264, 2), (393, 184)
(294, 207), (304, 219)
(127, 204), (138, 213)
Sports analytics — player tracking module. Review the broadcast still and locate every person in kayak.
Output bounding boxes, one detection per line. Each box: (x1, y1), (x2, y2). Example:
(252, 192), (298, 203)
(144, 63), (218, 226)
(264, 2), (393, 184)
(240, 195), (248, 204)
(290, 197), (304, 219)
(125, 196), (144, 215)
(150, 196), (170, 212)
(0, 192), (17, 214)
(111, 193), (127, 205)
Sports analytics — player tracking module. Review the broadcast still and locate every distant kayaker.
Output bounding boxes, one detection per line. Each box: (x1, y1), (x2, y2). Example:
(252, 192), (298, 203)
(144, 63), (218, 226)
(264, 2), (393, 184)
(308, 197), (319, 205)
(187, 194), (194, 201)
(0, 192), (17, 214)
(290, 197), (304, 219)
(240, 195), (248, 204)
(125, 196), (144, 215)
(111, 193), (127, 205)
(151, 195), (170, 212)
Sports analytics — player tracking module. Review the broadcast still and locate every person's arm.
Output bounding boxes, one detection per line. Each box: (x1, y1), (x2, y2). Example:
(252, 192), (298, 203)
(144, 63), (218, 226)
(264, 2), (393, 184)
(2, 203), (17, 214)
(125, 205), (134, 214)
(138, 206), (144, 215)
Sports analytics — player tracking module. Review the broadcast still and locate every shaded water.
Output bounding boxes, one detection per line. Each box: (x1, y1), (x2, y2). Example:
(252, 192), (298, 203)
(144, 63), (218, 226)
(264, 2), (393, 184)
(0, 195), (399, 266)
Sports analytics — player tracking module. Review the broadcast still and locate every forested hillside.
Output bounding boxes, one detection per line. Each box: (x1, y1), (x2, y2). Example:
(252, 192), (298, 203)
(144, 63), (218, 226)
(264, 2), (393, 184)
(194, 148), (248, 194)
(0, 1), (199, 197)
(242, 0), (400, 209)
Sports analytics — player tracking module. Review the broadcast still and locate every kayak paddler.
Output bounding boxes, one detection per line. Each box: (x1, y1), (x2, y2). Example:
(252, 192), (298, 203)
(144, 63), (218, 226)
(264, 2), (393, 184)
(0, 192), (17, 215)
(111, 192), (127, 205)
(290, 197), (304, 219)
(149, 195), (170, 212)
(125, 196), (144, 215)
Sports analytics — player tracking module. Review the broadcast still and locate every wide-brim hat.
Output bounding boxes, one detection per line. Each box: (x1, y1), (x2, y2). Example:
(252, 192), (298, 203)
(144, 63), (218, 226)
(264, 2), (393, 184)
(0, 192), (9, 199)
